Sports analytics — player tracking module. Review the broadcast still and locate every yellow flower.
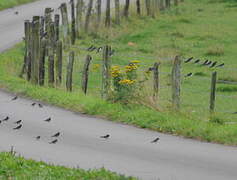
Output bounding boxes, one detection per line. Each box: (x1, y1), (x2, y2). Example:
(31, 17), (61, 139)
(130, 60), (140, 64)
(125, 64), (138, 72)
(119, 79), (136, 85)
(111, 65), (121, 77)
(92, 64), (100, 71)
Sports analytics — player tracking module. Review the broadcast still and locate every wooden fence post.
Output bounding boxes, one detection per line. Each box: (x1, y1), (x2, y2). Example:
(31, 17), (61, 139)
(165, 0), (170, 9)
(174, 0), (178, 6)
(115, 0), (120, 24)
(171, 55), (181, 110)
(66, 51), (75, 91)
(105, 0), (111, 27)
(81, 55), (92, 94)
(96, 0), (102, 28)
(123, 0), (130, 18)
(136, 0), (141, 15)
(54, 14), (60, 42)
(159, 0), (165, 11)
(76, 0), (83, 37)
(27, 21), (33, 81)
(101, 45), (111, 99)
(31, 16), (40, 84)
(145, 0), (151, 16)
(210, 72), (217, 113)
(84, 0), (93, 32)
(60, 3), (70, 46)
(71, 0), (76, 45)
(40, 16), (45, 38)
(48, 22), (55, 87)
(56, 40), (63, 86)
(39, 38), (46, 86)
(153, 62), (160, 101)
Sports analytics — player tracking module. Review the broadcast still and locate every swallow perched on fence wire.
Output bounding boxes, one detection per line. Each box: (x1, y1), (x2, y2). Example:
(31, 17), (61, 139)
(216, 63), (224, 68)
(205, 61), (212, 66)
(13, 124), (22, 130)
(97, 47), (103, 53)
(185, 72), (193, 77)
(151, 137), (160, 143)
(184, 57), (193, 63)
(194, 59), (200, 64)
(202, 60), (209, 65)
(100, 134), (110, 139)
(209, 61), (217, 68)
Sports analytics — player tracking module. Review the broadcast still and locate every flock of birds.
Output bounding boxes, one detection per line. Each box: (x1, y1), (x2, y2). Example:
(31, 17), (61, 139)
(183, 57), (225, 78)
(1, 95), (161, 144)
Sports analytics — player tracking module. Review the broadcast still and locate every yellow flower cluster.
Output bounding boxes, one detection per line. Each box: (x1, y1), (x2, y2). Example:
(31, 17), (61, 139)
(125, 63), (138, 72)
(93, 64), (100, 70)
(111, 65), (121, 77)
(119, 79), (136, 85)
(130, 60), (140, 64)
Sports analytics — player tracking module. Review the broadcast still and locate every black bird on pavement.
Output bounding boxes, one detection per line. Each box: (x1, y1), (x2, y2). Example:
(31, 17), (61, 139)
(44, 117), (51, 122)
(202, 60), (209, 65)
(100, 134), (110, 139)
(31, 102), (36, 106)
(49, 139), (58, 144)
(38, 103), (43, 108)
(209, 61), (217, 68)
(51, 132), (60, 137)
(11, 96), (18, 101)
(205, 61), (212, 66)
(185, 72), (193, 77)
(194, 59), (200, 64)
(14, 120), (22, 124)
(151, 137), (160, 143)
(13, 124), (22, 130)
(216, 63), (224, 68)
(184, 57), (193, 63)
(36, 136), (41, 140)
(2, 116), (9, 121)
(14, 11), (19, 15)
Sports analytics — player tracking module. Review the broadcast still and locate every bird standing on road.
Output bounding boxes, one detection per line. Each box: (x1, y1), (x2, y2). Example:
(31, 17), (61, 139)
(31, 102), (36, 106)
(14, 120), (22, 124)
(11, 96), (18, 101)
(44, 117), (51, 122)
(14, 11), (19, 15)
(51, 132), (60, 137)
(13, 124), (22, 130)
(36, 136), (41, 140)
(49, 139), (58, 144)
(38, 103), (43, 108)
(100, 134), (110, 139)
(2, 116), (9, 121)
(151, 137), (160, 143)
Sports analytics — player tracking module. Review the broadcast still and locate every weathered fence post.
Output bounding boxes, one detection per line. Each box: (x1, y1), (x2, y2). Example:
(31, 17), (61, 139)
(54, 14), (60, 42)
(153, 62), (160, 101)
(101, 45), (111, 99)
(165, 0), (170, 9)
(76, 0), (83, 37)
(27, 21), (33, 81)
(96, 0), (102, 28)
(81, 55), (92, 94)
(39, 38), (46, 86)
(210, 71), (217, 113)
(115, 0), (120, 24)
(84, 0), (93, 32)
(105, 0), (111, 27)
(48, 22), (55, 87)
(159, 0), (165, 11)
(66, 51), (75, 91)
(171, 56), (181, 110)
(56, 40), (63, 86)
(71, 0), (76, 45)
(145, 0), (151, 16)
(60, 3), (70, 46)
(40, 16), (45, 38)
(123, 0), (130, 18)
(136, 0), (141, 15)
(174, 0), (178, 6)
(31, 16), (40, 84)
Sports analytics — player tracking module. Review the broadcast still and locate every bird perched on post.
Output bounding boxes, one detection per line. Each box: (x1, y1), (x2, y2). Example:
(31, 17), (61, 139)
(184, 57), (193, 63)
(49, 139), (58, 144)
(151, 137), (160, 143)
(100, 134), (110, 139)
(13, 124), (22, 130)
(51, 132), (60, 138)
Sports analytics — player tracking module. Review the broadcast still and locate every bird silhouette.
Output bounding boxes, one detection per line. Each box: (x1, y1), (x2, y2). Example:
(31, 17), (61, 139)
(185, 73), (193, 77)
(31, 102), (36, 106)
(205, 61), (212, 66)
(11, 96), (18, 101)
(202, 60), (209, 65)
(44, 117), (51, 122)
(14, 11), (19, 15)
(36, 136), (41, 140)
(51, 132), (60, 137)
(216, 63), (224, 68)
(151, 137), (160, 143)
(194, 59), (200, 64)
(13, 124), (22, 130)
(87, 45), (96, 52)
(2, 116), (9, 121)
(38, 103), (43, 108)
(14, 120), (22, 124)
(49, 139), (58, 144)
(209, 61), (217, 68)
(184, 57), (193, 63)
(100, 134), (110, 139)
(97, 47), (103, 53)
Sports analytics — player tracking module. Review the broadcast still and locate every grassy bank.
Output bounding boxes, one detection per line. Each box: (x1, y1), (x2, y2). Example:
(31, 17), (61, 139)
(0, 152), (135, 179)
(0, 0), (237, 145)
(0, 0), (37, 10)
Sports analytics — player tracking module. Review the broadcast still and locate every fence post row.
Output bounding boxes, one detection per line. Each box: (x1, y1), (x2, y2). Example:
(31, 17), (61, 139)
(171, 55), (181, 110)
(82, 55), (92, 94)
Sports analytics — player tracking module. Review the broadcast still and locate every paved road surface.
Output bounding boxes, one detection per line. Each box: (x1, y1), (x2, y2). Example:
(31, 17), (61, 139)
(0, 1), (237, 180)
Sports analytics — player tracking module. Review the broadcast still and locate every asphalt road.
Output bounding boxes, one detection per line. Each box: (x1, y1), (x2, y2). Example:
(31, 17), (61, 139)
(0, 1), (237, 180)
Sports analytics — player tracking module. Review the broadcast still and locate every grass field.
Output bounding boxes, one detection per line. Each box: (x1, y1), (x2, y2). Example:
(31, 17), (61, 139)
(0, 152), (136, 179)
(0, 0), (36, 10)
(0, 0), (237, 145)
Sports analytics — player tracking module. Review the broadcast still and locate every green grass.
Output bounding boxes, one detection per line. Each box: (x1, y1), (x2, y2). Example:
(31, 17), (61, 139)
(0, 0), (237, 145)
(0, 0), (37, 10)
(0, 152), (136, 180)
